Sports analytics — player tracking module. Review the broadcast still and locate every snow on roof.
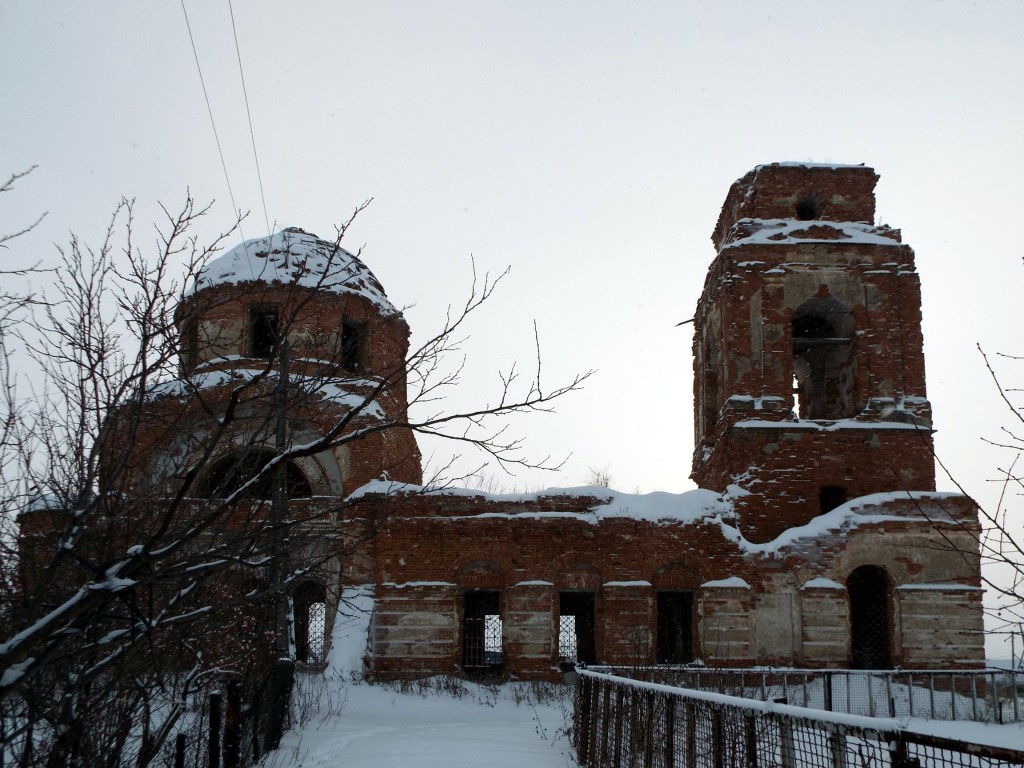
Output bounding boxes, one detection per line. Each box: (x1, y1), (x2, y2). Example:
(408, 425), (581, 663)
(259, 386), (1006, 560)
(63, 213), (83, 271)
(347, 481), (735, 525)
(189, 228), (399, 316)
(734, 418), (924, 431)
(346, 483), (962, 555)
(765, 162), (869, 170)
(722, 218), (901, 250)
(146, 366), (386, 419)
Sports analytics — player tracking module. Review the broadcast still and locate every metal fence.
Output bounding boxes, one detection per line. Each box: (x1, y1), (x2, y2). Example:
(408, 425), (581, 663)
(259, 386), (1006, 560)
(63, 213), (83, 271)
(172, 661), (294, 768)
(574, 669), (1024, 768)
(587, 666), (1024, 724)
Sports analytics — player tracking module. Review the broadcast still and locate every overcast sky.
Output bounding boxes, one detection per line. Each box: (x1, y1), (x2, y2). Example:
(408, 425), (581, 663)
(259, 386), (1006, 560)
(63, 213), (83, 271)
(3, 2), (1024, 646)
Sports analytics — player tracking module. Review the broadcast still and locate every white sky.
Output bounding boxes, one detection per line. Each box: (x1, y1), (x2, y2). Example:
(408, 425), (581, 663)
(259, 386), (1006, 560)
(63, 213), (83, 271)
(3, 3), (1024, 649)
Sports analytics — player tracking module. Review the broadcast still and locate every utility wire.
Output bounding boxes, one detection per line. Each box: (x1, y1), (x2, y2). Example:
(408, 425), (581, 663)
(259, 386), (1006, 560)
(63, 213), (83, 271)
(228, 0), (272, 237)
(179, 0), (247, 250)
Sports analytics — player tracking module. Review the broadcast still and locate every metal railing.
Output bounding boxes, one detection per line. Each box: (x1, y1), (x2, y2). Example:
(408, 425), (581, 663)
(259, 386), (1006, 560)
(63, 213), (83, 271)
(587, 666), (1024, 724)
(574, 669), (1024, 768)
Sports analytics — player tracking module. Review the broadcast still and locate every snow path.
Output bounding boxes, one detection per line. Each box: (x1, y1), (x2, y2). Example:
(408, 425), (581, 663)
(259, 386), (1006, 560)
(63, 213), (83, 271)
(261, 588), (576, 767)
(266, 680), (576, 768)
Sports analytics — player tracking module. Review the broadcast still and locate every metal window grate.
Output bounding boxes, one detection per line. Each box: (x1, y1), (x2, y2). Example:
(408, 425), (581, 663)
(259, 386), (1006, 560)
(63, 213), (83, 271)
(560, 614), (578, 663)
(463, 590), (502, 676)
(306, 601), (326, 664)
(464, 615), (503, 669)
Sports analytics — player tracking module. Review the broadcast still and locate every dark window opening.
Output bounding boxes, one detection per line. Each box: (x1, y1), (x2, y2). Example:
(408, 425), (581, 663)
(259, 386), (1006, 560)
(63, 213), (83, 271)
(249, 306), (279, 358)
(340, 319), (367, 373)
(656, 591), (695, 664)
(792, 299), (857, 420)
(848, 565), (892, 669)
(558, 591), (596, 668)
(200, 449), (312, 500)
(181, 321), (199, 373)
(463, 590), (502, 679)
(820, 485), (847, 515)
(294, 581), (327, 664)
(701, 342), (720, 439)
(794, 196), (820, 221)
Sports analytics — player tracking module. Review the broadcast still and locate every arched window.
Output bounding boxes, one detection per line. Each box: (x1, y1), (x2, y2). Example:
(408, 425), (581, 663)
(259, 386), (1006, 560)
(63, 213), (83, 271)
(848, 565), (892, 669)
(294, 581), (327, 664)
(792, 298), (857, 419)
(200, 449), (312, 500)
(701, 339), (721, 439)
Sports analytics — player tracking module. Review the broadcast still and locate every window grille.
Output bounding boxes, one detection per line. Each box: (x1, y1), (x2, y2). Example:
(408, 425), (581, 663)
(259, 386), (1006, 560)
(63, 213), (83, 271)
(306, 602), (326, 664)
(463, 590), (502, 678)
(559, 614), (579, 663)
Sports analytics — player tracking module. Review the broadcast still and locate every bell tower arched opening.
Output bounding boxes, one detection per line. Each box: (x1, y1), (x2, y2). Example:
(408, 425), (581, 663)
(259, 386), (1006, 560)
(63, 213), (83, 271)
(791, 297), (857, 420)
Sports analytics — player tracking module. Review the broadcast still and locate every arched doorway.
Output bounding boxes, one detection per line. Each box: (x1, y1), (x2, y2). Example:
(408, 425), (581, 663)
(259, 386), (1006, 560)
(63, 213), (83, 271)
(847, 565), (892, 669)
(293, 581), (327, 664)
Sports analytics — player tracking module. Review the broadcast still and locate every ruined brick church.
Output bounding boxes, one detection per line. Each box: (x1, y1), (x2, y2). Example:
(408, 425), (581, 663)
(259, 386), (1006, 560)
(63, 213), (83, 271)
(61, 163), (988, 680)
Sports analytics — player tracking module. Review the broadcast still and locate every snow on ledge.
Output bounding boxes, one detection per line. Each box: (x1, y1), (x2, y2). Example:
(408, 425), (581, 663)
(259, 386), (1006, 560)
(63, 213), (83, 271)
(146, 367), (386, 418)
(722, 218), (901, 250)
(734, 418), (922, 431)
(896, 583), (984, 591)
(702, 576), (750, 589)
(380, 581), (455, 589)
(603, 580), (653, 587)
(801, 578), (844, 590)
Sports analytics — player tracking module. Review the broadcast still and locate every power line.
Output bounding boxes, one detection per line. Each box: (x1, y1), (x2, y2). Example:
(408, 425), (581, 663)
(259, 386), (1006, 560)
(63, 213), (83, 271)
(227, 0), (272, 237)
(179, 0), (247, 248)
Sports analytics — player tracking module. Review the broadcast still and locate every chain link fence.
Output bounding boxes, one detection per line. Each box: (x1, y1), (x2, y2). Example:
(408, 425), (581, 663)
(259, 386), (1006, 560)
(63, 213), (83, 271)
(589, 666), (1024, 724)
(574, 669), (1024, 768)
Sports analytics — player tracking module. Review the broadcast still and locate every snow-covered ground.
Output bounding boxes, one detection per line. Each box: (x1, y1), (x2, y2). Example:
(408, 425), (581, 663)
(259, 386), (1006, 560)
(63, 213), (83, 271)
(260, 587), (577, 767)
(261, 588), (1022, 766)
(264, 677), (576, 768)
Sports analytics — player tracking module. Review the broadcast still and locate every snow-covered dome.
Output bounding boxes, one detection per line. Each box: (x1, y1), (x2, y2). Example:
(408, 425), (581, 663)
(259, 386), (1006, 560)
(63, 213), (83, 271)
(190, 227), (398, 316)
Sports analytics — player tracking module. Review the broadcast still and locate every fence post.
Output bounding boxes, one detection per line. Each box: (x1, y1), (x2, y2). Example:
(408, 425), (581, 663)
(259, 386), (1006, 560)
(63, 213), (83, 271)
(686, 701), (697, 768)
(590, 676), (601, 766)
(614, 686), (624, 768)
(830, 728), (847, 768)
(990, 671), (1000, 724)
(643, 692), (655, 768)
(779, 715), (794, 768)
(209, 692), (222, 768)
(1014, 669), (1021, 723)
(224, 680), (242, 768)
(744, 714), (757, 768)
(712, 708), (724, 768)
(665, 696), (676, 768)
(629, 689), (639, 768)
(890, 736), (916, 768)
(601, 685), (612, 764)
(251, 684), (262, 764)
(264, 659), (294, 754)
(175, 734), (185, 768)
(577, 674), (592, 766)
(824, 673), (833, 712)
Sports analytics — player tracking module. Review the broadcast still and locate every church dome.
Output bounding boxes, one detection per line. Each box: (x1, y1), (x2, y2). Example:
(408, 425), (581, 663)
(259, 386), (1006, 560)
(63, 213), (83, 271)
(190, 227), (398, 316)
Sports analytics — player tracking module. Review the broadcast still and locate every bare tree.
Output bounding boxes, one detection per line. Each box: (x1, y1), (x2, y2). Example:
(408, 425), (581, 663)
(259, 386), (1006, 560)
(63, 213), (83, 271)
(585, 464), (613, 489)
(0, 194), (592, 766)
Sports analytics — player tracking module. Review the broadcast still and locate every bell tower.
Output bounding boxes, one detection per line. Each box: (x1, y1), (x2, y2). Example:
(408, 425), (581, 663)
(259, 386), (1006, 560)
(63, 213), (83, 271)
(692, 163), (936, 542)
